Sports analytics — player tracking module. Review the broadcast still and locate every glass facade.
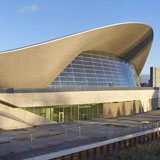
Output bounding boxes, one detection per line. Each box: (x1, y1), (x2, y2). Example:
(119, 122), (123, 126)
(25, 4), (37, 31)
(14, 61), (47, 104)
(24, 51), (139, 123)
(24, 103), (103, 122)
(51, 51), (138, 89)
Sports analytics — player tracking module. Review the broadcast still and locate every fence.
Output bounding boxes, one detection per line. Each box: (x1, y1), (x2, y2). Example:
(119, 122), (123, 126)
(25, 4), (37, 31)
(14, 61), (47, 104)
(0, 122), (159, 153)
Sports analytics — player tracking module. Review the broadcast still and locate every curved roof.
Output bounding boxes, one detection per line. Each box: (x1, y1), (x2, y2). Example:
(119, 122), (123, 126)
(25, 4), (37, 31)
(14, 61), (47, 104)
(0, 23), (153, 88)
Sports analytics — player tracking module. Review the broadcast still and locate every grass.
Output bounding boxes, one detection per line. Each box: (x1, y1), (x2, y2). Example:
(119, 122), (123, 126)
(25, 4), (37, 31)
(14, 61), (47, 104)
(96, 139), (160, 160)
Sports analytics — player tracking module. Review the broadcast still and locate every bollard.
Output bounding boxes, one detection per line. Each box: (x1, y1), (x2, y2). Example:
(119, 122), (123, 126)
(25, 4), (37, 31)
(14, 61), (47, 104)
(78, 126), (82, 139)
(10, 137), (13, 143)
(30, 134), (33, 148)
(143, 125), (144, 131)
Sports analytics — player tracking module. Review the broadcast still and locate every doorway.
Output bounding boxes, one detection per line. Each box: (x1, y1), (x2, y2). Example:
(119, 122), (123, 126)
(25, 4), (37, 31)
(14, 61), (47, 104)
(79, 106), (91, 121)
(59, 112), (64, 123)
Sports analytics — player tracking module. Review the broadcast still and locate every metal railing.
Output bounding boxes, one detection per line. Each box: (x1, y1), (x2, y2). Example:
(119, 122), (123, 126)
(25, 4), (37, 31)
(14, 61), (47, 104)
(0, 122), (159, 154)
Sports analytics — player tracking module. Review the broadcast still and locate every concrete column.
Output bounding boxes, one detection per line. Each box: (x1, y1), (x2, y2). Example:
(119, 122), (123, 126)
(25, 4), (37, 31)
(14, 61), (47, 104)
(141, 99), (150, 112)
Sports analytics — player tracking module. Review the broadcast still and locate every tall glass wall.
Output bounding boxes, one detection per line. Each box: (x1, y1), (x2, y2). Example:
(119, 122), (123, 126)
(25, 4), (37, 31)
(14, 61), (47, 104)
(51, 51), (138, 88)
(24, 104), (103, 122)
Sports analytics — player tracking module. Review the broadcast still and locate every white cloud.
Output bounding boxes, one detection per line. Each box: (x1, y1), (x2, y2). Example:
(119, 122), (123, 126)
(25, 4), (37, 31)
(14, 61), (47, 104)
(17, 4), (38, 14)
(30, 4), (38, 12)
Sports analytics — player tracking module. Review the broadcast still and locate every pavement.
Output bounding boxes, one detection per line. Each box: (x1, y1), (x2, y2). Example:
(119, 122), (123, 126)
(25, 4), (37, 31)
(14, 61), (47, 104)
(0, 109), (160, 160)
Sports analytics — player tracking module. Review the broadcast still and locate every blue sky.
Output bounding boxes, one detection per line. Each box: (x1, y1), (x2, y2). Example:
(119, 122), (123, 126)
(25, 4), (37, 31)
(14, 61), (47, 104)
(0, 0), (160, 74)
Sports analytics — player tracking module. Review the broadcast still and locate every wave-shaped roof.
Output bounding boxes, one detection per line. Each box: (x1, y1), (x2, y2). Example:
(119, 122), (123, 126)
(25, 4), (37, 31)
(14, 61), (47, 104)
(0, 22), (153, 88)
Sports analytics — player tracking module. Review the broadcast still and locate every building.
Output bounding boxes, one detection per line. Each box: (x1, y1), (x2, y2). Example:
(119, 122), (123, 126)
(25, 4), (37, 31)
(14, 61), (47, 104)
(0, 22), (159, 130)
(140, 74), (150, 87)
(150, 67), (160, 87)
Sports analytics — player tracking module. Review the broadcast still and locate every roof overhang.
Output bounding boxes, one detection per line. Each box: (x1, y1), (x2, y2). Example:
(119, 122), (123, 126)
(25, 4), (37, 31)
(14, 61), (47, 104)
(0, 22), (153, 88)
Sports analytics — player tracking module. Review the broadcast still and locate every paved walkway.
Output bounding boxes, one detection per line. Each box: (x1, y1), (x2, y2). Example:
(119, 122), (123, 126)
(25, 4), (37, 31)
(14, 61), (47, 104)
(0, 109), (160, 160)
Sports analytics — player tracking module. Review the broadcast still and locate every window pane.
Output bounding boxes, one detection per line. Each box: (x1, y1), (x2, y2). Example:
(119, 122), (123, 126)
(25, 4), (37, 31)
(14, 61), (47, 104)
(51, 51), (138, 89)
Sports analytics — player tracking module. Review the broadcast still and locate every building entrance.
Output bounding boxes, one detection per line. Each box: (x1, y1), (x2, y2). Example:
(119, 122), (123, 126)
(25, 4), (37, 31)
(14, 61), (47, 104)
(24, 103), (103, 122)
(79, 106), (91, 120)
(59, 112), (64, 123)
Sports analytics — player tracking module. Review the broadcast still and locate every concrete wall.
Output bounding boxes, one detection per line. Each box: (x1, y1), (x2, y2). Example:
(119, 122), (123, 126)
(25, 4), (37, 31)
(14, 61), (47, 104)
(103, 97), (160, 118)
(103, 100), (144, 118)
(0, 115), (30, 130)
(0, 103), (54, 130)
(0, 88), (159, 129)
(0, 88), (159, 113)
(149, 98), (160, 110)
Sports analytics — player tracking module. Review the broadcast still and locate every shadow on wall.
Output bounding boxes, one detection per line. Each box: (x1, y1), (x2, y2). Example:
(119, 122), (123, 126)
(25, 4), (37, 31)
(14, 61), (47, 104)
(23, 92), (71, 123)
(103, 100), (144, 118)
(36, 92), (69, 107)
(0, 92), (72, 130)
(150, 88), (160, 110)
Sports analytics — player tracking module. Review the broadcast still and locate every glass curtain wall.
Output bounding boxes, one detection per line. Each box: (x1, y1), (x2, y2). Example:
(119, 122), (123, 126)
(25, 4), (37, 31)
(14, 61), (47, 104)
(51, 50), (138, 89)
(24, 103), (103, 122)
